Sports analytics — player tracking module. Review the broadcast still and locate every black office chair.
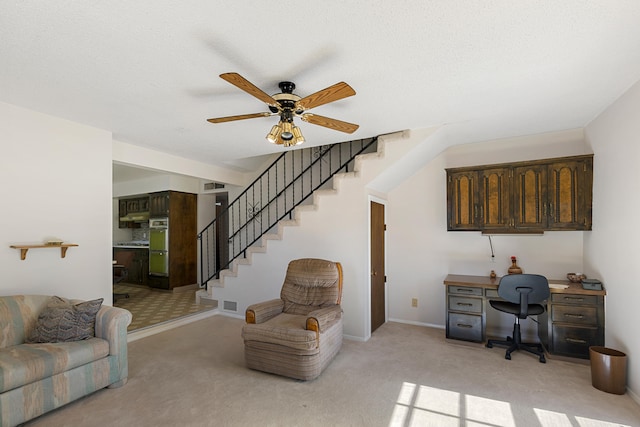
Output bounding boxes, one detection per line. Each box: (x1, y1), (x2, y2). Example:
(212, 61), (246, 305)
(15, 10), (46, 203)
(113, 264), (130, 302)
(486, 274), (550, 363)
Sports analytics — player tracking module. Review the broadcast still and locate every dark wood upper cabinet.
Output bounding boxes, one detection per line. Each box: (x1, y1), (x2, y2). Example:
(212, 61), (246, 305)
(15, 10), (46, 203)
(149, 191), (170, 217)
(480, 166), (512, 231)
(447, 170), (480, 230)
(446, 155), (593, 233)
(512, 163), (547, 231)
(547, 157), (593, 230)
(118, 195), (149, 229)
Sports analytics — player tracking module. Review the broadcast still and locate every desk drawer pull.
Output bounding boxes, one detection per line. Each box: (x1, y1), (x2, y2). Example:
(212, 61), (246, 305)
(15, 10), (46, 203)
(565, 337), (587, 344)
(457, 302), (473, 307)
(564, 313), (585, 319)
(456, 323), (473, 328)
(456, 288), (474, 293)
(563, 297), (584, 302)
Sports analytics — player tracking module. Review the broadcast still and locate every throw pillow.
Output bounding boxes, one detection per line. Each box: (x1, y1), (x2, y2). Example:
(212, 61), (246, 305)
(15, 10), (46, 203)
(27, 296), (104, 343)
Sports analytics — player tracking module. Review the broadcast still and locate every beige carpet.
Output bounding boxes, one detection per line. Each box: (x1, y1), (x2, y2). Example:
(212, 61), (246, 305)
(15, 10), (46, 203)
(25, 318), (640, 427)
(113, 283), (216, 331)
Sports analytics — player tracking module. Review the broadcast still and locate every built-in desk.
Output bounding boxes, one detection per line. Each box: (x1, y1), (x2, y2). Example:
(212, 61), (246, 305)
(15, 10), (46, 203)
(444, 274), (606, 359)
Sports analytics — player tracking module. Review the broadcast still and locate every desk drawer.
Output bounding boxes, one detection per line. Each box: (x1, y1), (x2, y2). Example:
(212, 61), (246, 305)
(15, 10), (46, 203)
(551, 305), (597, 326)
(552, 324), (600, 359)
(551, 294), (598, 305)
(448, 313), (482, 342)
(448, 295), (482, 314)
(448, 286), (482, 296)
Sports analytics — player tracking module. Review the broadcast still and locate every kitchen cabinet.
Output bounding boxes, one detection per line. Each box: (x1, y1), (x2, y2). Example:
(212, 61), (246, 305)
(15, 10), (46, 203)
(113, 248), (149, 286)
(147, 191), (197, 290)
(149, 192), (170, 217)
(118, 196), (149, 229)
(446, 154), (593, 233)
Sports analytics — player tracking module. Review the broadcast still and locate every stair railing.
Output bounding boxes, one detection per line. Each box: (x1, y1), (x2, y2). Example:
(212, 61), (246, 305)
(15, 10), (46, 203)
(198, 137), (377, 287)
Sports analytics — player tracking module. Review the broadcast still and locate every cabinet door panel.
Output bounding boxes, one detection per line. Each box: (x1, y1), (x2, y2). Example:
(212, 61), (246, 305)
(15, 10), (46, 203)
(480, 167), (511, 230)
(149, 192), (170, 217)
(548, 159), (592, 230)
(447, 171), (479, 230)
(513, 165), (547, 230)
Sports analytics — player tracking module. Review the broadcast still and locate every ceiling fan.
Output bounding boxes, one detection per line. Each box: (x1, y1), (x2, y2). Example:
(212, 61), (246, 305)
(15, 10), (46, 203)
(207, 73), (359, 147)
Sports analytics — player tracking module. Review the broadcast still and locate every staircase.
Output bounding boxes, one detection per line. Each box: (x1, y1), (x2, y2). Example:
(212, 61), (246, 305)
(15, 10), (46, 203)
(197, 137), (378, 296)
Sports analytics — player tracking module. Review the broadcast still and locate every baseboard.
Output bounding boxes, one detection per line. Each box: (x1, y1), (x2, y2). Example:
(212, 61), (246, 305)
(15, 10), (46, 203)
(127, 309), (219, 342)
(388, 318), (445, 330)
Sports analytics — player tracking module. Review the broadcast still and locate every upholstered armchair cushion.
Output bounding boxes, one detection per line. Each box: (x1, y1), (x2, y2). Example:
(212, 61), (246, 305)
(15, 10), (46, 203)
(280, 258), (342, 315)
(242, 258), (343, 380)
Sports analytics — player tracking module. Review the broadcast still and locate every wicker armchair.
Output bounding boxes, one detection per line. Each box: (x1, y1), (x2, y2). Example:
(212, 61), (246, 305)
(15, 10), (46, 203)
(242, 258), (343, 380)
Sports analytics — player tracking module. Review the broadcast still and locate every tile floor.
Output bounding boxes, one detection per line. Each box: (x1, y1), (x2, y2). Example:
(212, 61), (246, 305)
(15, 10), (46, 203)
(113, 283), (216, 331)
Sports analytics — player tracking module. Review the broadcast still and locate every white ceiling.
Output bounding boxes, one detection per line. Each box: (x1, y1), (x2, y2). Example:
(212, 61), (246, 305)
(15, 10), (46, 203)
(3, 2), (640, 175)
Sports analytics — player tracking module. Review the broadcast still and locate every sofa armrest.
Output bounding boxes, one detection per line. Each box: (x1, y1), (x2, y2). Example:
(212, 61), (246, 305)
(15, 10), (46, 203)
(306, 305), (342, 345)
(246, 299), (284, 324)
(95, 305), (132, 383)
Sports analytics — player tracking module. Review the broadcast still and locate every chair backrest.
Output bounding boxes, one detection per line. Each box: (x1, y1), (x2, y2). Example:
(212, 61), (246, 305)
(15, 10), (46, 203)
(498, 274), (550, 315)
(280, 258), (343, 315)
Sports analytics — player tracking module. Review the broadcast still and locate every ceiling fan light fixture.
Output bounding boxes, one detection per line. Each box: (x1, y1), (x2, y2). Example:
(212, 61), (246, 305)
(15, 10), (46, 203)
(266, 124), (281, 144)
(292, 125), (305, 145)
(280, 121), (294, 141)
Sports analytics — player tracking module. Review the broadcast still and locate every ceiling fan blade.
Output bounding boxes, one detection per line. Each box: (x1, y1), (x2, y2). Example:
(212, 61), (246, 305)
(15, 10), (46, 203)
(296, 82), (356, 111)
(300, 113), (359, 134)
(219, 73), (279, 108)
(207, 112), (272, 124)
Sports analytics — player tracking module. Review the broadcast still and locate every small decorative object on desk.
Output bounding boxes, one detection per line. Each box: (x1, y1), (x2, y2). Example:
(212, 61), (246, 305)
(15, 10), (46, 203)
(566, 273), (586, 283)
(581, 279), (603, 290)
(508, 256), (522, 274)
(490, 270), (497, 279)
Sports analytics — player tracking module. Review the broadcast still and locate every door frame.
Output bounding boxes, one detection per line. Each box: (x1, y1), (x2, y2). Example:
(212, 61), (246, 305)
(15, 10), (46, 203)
(368, 195), (387, 338)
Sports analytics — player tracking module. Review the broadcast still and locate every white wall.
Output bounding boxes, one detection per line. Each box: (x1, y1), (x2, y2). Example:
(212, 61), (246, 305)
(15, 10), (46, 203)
(207, 132), (427, 340)
(0, 102), (113, 303)
(113, 140), (246, 187)
(386, 129), (591, 339)
(584, 78), (640, 399)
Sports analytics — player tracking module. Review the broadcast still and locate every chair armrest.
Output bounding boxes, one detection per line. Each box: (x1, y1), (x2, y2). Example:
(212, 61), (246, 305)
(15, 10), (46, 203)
(246, 299), (284, 324)
(306, 305), (342, 345)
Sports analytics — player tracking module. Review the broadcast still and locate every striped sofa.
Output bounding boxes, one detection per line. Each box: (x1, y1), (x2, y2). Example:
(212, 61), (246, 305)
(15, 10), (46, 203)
(0, 295), (132, 427)
(242, 258), (343, 381)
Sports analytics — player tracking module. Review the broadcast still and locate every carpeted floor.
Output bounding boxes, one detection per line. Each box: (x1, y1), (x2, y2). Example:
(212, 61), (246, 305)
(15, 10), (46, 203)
(24, 317), (640, 427)
(113, 283), (216, 331)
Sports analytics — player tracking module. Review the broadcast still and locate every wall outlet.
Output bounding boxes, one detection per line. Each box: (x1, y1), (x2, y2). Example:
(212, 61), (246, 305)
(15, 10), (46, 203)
(411, 298), (418, 308)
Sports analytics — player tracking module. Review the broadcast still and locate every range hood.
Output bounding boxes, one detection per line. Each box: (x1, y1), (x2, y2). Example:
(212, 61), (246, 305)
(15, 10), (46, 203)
(119, 212), (150, 222)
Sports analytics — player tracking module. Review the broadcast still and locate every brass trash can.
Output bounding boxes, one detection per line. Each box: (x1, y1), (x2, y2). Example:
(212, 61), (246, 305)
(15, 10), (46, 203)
(589, 346), (627, 394)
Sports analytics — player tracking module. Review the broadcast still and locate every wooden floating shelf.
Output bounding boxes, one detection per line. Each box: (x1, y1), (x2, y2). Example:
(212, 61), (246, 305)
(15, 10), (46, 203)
(10, 244), (79, 260)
